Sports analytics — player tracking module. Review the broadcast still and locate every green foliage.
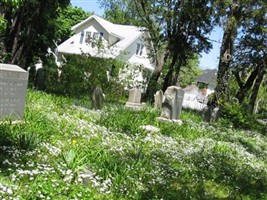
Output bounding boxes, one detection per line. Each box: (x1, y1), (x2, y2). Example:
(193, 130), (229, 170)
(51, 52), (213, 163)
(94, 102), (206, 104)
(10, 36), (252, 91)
(220, 102), (265, 132)
(17, 132), (42, 151)
(179, 56), (202, 88)
(44, 54), (126, 101)
(55, 5), (89, 43)
(231, 0), (267, 113)
(1, 0), (70, 68)
(62, 55), (100, 96)
(98, 106), (160, 134)
(99, 0), (143, 26)
(257, 79), (267, 115)
(0, 90), (267, 199)
(0, 18), (6, 33)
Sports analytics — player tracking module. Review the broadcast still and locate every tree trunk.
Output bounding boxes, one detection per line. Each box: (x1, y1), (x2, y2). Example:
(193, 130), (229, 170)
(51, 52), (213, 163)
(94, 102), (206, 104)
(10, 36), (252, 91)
(162, 53), (178, 92)
(248, 61), (266, 114)
(235, 65), (261, 103)
(143, 71), (161, 102)
(143, 48), (169, 102)
(207, 1), (241, 109)
(4, 2), (40, 69)
(248, 69), (265, 114)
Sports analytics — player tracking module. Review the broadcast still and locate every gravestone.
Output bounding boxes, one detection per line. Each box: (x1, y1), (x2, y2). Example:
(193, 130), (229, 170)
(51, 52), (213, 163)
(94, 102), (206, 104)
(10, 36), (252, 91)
(157, 86), (184, 124)
(202, 106), (211, 122)
(203, 106), (220, 122)
(154, 90), (163, 109)
(92, 87), (104, 109)
(125, 88), (144, 109)
(0, 64), (29, 119)
(35, 68), (45, 91)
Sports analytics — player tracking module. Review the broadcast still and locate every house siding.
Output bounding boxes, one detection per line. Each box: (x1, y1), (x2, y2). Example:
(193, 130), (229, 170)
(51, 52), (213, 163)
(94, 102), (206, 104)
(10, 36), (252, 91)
(74, 19), (111, 48)
(117, 36), (151, 69)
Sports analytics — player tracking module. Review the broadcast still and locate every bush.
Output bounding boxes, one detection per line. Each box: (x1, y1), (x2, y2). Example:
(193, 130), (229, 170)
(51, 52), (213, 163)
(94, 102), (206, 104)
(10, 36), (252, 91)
(220, 102), (264, 132)
(44, 54), (126, 102)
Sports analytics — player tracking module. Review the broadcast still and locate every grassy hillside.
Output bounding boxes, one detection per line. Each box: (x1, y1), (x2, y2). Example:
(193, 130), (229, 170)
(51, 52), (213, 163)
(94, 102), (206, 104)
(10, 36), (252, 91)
(0, 90), (266, 199)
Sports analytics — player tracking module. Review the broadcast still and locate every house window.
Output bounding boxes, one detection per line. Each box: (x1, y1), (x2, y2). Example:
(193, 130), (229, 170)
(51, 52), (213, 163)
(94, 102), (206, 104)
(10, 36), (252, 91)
(85, 31), (91, 43)
(136, 43), (144, 56)
(80, 30), (84, 44)
(99, 32), (104, 41)
(93, 32), (98, 40)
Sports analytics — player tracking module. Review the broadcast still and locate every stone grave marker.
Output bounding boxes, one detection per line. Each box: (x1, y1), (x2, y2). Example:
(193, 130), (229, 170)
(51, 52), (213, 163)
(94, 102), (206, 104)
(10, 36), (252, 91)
(125, 88), (142, 109)
(157, 86), (184, 124)
(154, 90), (163, 109)
(0, 63), (29, 119)
(203, 106), (220, 122)
(35, 68), (45, 91)
(92, 87), (104, 109)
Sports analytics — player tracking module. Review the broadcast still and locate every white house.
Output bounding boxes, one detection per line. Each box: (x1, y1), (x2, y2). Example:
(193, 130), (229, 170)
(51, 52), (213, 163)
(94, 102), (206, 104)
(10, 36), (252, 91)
(57, 15), (154, 71)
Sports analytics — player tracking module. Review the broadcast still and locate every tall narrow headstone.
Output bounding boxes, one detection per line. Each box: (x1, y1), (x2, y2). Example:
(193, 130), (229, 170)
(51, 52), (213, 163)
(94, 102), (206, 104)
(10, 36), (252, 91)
(154, 90), (163, 109)
(35, 68), (45, 91)
(157, 86), (184, 124)
(92, 87), (104, 109)
(125, 88), (143, 109)
(0, 64), (29, 119)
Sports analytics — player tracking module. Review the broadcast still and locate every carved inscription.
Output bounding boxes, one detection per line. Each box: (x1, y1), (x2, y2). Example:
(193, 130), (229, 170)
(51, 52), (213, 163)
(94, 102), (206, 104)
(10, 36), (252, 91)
(0, 64), (29, 119)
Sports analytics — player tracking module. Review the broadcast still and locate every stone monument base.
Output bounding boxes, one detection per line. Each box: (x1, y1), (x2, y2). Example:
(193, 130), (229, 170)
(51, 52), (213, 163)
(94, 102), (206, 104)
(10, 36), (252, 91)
(125, 102), (145, 110)
(157, 117), (183, 125)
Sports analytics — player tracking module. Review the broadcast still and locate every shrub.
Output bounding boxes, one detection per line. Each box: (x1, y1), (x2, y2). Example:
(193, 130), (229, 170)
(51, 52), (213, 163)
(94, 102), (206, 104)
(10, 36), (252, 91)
(44, 54), (126, 102)
(220, 102), (264, 132)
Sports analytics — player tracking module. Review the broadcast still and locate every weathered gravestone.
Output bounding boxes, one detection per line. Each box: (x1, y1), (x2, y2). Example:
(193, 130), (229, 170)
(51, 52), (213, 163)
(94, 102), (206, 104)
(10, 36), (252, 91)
(157, 86), (184, 124)
(203, 106), (220, 122)
(125, 88), (144, 109)
(0, 64), (29, 119)
(92, 87), (104, 109)
(35, 68), (45, 91)
(154, 90), (163, 109)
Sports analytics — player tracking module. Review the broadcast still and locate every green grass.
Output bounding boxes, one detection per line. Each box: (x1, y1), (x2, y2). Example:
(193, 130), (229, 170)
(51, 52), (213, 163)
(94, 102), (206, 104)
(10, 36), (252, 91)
(0, 89), (266, 199)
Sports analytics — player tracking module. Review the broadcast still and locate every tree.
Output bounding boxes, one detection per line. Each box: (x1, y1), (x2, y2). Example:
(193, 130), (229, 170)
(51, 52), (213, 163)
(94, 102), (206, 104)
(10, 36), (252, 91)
(99, 0), (142, 26)
(1, 0), (69, 69)
(207, 0), (243, 111)
(178, 54), (202, 88)
(134, 0), (213, 100)
(100, 0), (168, 101)
(55, 5), (89, 44)
(206, 1), (265, 110)
(0, 0), (18, 62)
(232, 0), (267, 113)
(100, 0), (213, 102)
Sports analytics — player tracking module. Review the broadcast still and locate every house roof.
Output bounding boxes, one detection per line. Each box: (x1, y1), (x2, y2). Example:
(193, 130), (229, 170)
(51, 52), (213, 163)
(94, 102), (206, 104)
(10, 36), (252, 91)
(71, 15), (145, 54)
(72, 15), (125, 39)
(196, 69), (217, 84)
(58, 15), (153, 69)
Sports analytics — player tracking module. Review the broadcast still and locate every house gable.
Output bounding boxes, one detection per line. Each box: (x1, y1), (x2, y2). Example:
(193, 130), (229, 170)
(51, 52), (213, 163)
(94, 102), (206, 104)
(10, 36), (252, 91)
(117, 35), (153, 70)
(57, 15), (154, 70)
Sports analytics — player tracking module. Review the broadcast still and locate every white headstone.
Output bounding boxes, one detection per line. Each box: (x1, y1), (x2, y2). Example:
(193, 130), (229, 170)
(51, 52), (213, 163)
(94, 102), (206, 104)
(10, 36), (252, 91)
(157, 86), (184, 124)
(0, 64), (29, 119)
(92, 87), (104, 109)
(154, 90), (163, 109)
(125, 88), (144, 109)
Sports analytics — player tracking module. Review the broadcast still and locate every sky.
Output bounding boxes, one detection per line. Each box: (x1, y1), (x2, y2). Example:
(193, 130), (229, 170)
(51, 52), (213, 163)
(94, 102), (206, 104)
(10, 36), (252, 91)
(70, 0), (222, 70)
